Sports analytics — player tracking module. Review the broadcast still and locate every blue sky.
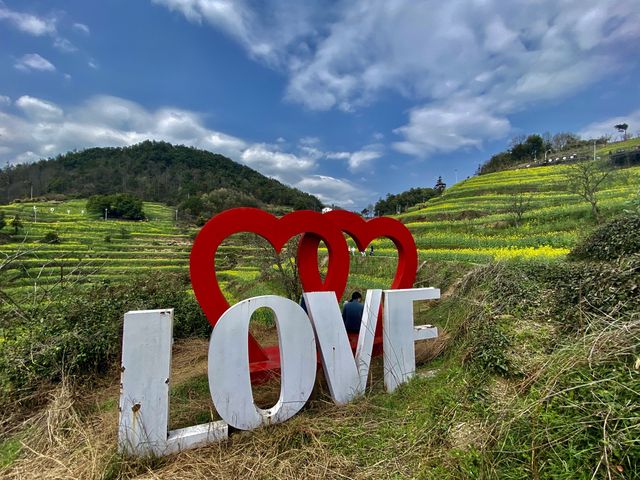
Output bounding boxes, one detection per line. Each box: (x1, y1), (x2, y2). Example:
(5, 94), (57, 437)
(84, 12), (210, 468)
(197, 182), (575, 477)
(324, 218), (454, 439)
(1, 0), (639, 209)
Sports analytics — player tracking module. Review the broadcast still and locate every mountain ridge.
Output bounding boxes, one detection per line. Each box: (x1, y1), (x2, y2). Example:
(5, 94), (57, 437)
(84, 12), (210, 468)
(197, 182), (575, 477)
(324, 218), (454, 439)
(0, 141), (323, 211)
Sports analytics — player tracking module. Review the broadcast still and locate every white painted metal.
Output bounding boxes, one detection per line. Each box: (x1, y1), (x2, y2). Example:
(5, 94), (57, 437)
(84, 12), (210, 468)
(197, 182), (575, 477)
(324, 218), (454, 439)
(118, 309), (174, 456)
(165, 421), (228, 455)
(355, 289), (383, 388)
(382, 288), (440, 392)
(118, 287), (442, 457)
(305, 291), (359, 403)
(414, 324), (438, 341)
(304, 290), (383, 404)
(208, 295), (317, 430)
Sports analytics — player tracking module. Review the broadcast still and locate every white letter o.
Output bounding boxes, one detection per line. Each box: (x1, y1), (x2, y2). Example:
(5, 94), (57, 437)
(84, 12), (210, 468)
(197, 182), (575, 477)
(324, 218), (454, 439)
(208, 295), (317, 430)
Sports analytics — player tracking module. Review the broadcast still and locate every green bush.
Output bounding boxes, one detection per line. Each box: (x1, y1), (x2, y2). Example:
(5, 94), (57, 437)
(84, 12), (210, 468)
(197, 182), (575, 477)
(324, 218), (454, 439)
(0, 273), (209, 401)
(569, 214), (640, 260)
(466, 319), (513, 376)
(455, 259), (640, 477)
(482, 259), (640, 332)
(86, 194), (146, 220)
(41, 231), (61, 244)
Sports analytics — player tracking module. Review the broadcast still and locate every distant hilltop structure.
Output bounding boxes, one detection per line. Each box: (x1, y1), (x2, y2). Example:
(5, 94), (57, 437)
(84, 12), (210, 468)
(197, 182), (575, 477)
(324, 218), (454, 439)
(434, 176), (446, 193)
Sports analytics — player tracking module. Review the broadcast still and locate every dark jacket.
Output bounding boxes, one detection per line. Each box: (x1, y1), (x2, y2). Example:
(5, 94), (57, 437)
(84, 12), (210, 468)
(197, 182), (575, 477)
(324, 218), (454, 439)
(342, 299), (364, 333)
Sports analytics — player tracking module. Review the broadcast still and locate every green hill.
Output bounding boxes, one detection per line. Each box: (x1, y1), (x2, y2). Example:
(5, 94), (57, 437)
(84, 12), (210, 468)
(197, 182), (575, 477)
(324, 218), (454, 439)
(392, 162), (640, 262)
(0, 141), (322, 211)
(1, 159), (639, 478)
(0, 200), (266, 301)
(1, 161), (638, 297)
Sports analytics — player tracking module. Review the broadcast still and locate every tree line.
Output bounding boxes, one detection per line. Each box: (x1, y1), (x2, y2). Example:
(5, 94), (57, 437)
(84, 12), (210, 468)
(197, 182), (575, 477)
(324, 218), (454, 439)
(0, 141), (323, 211)
(374, 187), (440, 215)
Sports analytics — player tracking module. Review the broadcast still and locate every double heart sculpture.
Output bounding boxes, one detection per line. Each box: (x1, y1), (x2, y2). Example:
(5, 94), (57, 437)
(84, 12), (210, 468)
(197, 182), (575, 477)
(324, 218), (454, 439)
(190, 208), (417, 379)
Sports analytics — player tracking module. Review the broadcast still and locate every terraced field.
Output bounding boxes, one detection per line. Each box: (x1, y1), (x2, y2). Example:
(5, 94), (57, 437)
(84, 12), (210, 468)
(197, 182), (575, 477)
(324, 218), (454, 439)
(1, 160), (638, 298)
(392, 162), (640, 262)
(0, 200), (191, 294)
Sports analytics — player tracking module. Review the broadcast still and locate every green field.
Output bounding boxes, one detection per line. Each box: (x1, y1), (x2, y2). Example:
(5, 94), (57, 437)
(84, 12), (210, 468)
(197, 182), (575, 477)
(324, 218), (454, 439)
(0, 200), (191, 294)
(594, 136), (640, 156)
(2, 161), (638, 479)
(394, 163), (640, 263)
(1, 162), (639, 297)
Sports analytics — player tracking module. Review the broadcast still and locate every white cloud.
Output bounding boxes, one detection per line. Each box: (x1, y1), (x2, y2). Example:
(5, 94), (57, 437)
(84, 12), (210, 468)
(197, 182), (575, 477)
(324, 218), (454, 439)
(0, 2), (56, 36)
(393, 97), (511, 156)
(54, 37), (78, 53)
(347, 149), (382, 171)
(295, 175), (368, 207)
(299, 136), (320, 146)
(578, 110), (640, 140)
(0, 94), (372, 207)
(15, 96), (63, 120)
(0, 95), (10, 107)
(326, 145), (383, 172)
(14, 53), (56, 72)
(241, 144), (315, 173)
(151, 0), (324, 66)
(156, 0), (640, 157)
(281, 1), (639, 111)
(73, 22), (90, 35)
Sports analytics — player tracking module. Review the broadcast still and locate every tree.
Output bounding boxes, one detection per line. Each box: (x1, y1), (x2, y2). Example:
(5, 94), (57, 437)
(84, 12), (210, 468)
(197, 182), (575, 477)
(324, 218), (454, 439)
(250, 234), (302, 302)
(10, 214), (23, 235)
(362, 204), (374, 218)
(507, 191), (531, 227)
(511, 134), (544, 162)
(552, 132), (581, 151)
(86, 194), (146, 220)
(565, 161), (612, 220)
(0, 210), (5, 231)
(41, 231), (61, 244)
(614, 123), (629, 141)
(510, 135), (526, 148)
(374, 187), (438, 215)
(111, 194), (146, 220)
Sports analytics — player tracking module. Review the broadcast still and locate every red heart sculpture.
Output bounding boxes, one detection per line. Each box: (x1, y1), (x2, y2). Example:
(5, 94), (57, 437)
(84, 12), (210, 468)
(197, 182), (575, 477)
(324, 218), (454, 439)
(190, 208), (350, 362)
(298, 210), (417, 292)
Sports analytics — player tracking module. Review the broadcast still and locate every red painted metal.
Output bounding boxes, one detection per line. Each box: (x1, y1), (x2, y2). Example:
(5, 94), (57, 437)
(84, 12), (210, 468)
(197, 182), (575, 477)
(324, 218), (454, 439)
(189, 207), (416, 383)
(190, 208), (349, 363)
(298, 210), (417, 348)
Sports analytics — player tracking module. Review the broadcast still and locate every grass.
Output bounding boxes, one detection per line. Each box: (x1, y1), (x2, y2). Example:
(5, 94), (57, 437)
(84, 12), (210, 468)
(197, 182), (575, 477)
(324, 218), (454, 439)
(1, 162), (638, 299)
(395, 163), (639, 263)
(6, 257), (636, 479)
(596, 136), (640, 156)
(0, 437), (21, 468)
(1, 160), (639, 478)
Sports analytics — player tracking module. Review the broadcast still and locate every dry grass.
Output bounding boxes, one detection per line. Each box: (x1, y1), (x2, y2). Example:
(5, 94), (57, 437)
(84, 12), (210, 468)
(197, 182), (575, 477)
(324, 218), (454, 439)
(2, 336), (447, 479)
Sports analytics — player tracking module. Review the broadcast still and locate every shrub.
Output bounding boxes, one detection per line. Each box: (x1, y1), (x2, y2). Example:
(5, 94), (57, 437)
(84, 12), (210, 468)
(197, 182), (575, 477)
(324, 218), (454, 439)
(10, 214), (22, 234)
(41, 231), (61, 244)
(0, 273), (209, 401)
(86, 194), (146, 220)
(466, 319), (513, 376)
(569, 214), (640, 260)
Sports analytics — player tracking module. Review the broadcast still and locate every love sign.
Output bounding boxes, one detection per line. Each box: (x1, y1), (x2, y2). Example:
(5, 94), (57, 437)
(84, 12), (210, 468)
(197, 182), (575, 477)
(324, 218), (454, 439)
(118, 208), (439, 457)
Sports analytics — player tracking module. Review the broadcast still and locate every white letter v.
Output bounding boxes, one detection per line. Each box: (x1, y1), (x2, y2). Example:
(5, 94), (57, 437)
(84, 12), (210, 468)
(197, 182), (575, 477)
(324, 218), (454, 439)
(303, 290), (382, 405)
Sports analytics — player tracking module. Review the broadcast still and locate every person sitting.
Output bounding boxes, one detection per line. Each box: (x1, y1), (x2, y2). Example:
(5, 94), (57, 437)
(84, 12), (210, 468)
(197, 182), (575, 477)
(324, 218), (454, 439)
(342, 291), (364, 333)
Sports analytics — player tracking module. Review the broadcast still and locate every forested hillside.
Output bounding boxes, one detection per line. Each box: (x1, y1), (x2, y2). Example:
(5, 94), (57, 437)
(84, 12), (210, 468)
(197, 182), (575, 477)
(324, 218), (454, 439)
(0, 141), (322, 211)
